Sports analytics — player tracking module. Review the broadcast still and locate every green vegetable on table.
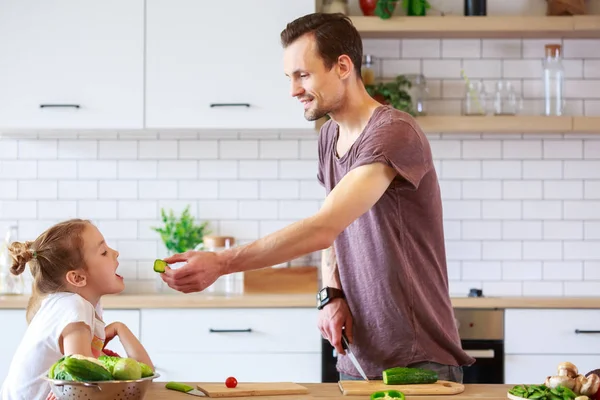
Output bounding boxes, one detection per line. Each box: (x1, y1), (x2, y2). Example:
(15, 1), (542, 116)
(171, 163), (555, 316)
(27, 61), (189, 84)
(371, 389), (405, 400)
(383, 367), (438, 385)
(508, 384), (578, 400)
(48, 354), (154, 382)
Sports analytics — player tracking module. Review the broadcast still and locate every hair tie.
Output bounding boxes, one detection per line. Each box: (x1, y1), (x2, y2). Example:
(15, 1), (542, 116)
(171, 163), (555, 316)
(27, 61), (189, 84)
(32, 250), (37, 259)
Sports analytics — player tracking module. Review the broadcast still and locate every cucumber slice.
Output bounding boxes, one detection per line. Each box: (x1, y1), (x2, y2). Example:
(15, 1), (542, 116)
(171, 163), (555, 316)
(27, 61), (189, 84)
(153, 259), (168, 273)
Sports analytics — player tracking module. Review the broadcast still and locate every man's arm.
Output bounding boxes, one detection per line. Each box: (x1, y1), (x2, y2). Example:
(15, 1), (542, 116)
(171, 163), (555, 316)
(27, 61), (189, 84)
(321, 246), (341, 290)
(218, 162), (397, 275)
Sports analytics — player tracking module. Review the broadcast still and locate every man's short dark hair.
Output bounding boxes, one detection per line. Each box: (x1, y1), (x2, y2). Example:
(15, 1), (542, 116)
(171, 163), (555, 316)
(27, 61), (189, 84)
(280, 12), (363, 78)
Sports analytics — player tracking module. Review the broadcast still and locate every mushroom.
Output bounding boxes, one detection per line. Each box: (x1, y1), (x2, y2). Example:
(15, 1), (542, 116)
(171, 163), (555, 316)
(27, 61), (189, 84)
(546, 375), (576, 390)
(574, 374), (587, 394)
(559, 362), (580, 379)
(575, 396), (590, 400)
(580, 374), (600, 397)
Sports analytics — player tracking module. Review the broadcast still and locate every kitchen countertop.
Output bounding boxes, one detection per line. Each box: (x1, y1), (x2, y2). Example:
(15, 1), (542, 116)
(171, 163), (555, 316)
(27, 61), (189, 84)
(2, 293), (600, 309)
(146, 383), (513, 399)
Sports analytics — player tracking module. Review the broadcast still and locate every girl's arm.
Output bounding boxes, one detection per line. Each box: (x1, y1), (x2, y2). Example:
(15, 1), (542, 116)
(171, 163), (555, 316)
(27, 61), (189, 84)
(105, 322), (154, 369)
(60, 322), (95, 357)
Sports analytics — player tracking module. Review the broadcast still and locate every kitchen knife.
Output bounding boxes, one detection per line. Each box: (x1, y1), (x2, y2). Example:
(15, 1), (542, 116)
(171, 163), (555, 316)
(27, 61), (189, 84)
(341, 331), (370, 381)
(166, 382), (207, 397)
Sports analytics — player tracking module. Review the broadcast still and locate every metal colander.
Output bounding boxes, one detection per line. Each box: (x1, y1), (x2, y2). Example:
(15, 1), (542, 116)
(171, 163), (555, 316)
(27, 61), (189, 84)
(44, 374), (160, 400)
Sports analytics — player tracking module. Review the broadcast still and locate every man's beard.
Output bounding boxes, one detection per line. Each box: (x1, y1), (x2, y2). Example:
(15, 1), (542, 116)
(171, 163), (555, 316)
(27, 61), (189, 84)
(304, 101), (329, 121)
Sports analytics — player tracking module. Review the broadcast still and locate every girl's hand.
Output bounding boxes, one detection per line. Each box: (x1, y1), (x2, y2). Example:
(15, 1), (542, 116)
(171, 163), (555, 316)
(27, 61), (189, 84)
(46, 391), (57, 400)
(104, 322), (124, 349)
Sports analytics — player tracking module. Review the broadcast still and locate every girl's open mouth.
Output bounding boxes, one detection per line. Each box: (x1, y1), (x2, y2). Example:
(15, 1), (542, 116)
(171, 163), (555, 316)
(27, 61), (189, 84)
(115, 273), (123, 280)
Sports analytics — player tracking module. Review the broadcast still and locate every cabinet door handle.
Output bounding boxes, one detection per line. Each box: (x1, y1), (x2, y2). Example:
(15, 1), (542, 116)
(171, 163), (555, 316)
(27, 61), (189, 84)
(209, 103), (250, 108)
(40, 104), (80, 109)
(209, 328), (252, 333)
(575, 329), (600, 334)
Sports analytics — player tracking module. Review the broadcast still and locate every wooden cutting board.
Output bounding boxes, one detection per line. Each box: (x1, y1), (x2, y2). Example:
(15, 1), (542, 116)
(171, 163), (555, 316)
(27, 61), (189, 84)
(338, 380), (466, 396)
(195, 382), (309, 397)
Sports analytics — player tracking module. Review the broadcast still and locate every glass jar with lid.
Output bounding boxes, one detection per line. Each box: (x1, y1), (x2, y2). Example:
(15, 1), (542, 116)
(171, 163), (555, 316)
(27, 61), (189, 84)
(361, 54), (378, 86)
(543, 43), (565, 116)
(197, 236), (244, 295)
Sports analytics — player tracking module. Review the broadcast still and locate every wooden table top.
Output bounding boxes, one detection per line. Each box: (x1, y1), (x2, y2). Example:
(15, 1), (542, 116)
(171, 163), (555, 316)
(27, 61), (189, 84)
(145, 382), (514, 399)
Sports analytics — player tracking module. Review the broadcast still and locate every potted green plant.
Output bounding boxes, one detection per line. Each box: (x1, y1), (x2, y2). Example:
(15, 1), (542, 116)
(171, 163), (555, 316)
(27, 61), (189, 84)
(366, 75), (416, 116)
(151, 206), (211, 255)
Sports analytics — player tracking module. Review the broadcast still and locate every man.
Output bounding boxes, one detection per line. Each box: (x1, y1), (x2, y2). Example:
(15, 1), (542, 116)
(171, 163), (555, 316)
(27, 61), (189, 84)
(160, 12), (474, 382)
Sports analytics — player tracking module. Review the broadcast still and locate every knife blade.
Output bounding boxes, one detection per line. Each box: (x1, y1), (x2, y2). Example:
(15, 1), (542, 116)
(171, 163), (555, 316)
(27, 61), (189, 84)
(166, 382), (206, 397)
(341, 331), (370, 381)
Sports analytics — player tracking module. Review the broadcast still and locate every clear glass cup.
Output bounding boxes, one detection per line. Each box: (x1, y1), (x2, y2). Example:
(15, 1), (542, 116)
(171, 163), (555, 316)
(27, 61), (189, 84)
(463, 80), (487, 116)
(493, 80), (522, 115)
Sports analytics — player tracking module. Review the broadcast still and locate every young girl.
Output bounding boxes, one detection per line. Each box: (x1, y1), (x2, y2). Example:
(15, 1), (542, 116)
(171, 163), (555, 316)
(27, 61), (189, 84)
(0, 219), (154, 400)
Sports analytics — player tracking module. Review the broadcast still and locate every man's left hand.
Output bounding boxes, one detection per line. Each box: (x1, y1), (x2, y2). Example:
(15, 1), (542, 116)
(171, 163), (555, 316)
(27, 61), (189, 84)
(160, 251), (224, 293)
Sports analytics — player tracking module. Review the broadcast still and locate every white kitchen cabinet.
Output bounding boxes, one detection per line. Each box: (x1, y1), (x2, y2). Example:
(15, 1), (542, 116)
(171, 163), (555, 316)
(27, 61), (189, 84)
(145, 0), (315, 130)
(0, 0), (144, 130)
(140, 308), (322, 383)
(504, 309), (600, 384)
(505, 355), (600, 384)
(101, 309), (141, 359)
(0, 310), (27, 383)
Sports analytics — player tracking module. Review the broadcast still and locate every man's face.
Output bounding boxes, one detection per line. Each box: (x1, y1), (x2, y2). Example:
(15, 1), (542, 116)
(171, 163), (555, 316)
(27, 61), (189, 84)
(283, 34), (344, 121)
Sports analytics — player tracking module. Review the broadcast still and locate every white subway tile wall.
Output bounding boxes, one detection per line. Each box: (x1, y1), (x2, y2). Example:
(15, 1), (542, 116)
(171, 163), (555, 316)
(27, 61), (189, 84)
(2, 31), (600, 296)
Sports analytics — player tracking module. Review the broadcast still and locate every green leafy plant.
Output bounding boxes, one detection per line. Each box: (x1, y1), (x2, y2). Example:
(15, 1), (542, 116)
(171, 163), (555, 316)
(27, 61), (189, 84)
(375, 0), (431, 19)
(366, 75), (416, 116)
(151, 206), (210, 254)
(402, 0), (431, 15)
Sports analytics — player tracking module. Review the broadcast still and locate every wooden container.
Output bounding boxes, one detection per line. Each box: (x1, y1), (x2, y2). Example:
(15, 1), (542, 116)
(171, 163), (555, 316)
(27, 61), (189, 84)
(243, 266), (318, 294)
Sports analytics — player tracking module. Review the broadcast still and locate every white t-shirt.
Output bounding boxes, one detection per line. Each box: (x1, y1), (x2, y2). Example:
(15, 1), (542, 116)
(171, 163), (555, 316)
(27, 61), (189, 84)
(0, 292), (106, 400)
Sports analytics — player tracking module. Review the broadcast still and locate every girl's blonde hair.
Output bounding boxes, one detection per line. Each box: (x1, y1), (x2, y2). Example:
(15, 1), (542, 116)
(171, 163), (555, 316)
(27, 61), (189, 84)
(9, 219), (91, 323)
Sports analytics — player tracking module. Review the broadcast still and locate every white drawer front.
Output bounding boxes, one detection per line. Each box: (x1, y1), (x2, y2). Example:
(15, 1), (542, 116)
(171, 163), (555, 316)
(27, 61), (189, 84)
(505, 355), (600, 385)
(505, 309), (600, 354)
(151, 352), (321, 383)
(141, 308), (320, 353)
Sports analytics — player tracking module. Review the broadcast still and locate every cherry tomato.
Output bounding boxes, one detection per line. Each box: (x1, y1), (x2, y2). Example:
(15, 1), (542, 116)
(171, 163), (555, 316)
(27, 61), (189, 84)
(225, 377), (237, 388)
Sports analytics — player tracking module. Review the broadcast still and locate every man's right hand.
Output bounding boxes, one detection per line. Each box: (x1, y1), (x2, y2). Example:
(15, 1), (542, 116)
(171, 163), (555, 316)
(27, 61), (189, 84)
(318, 298), (353, 356)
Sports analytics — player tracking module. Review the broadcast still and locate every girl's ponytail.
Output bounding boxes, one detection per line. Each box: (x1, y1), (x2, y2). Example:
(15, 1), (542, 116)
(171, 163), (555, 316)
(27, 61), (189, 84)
(8, 240), (34, 276)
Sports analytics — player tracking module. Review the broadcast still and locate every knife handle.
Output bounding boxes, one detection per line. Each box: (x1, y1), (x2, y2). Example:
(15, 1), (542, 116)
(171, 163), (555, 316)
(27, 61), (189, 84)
(341, 331), (350, 350)
(166, 382), (194, 393)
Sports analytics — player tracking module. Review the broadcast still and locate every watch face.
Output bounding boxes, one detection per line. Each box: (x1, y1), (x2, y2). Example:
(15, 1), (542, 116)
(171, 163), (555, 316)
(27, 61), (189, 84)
(319, 289), (328, 301)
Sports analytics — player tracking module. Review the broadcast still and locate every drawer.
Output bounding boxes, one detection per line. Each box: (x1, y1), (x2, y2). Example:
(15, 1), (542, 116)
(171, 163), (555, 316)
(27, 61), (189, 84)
(151, 352), (321, 383)
(140, 308), (320, 353)
(505, 309), (600, 354)
(505, 355), (600, 384)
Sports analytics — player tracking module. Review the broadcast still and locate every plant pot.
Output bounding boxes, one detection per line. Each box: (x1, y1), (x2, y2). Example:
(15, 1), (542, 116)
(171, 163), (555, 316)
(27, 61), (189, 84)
(406, 0), (428, 15)
(374, 0), (399, 19)
(360, 0), (379, 15)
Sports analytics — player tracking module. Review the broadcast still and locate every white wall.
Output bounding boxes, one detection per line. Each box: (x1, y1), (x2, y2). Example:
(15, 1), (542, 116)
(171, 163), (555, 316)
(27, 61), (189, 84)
(1, 0), (600, 296)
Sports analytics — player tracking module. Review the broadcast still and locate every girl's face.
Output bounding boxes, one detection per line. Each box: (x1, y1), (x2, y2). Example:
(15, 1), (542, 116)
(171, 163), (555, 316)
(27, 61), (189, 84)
(81, 224), (124, 296)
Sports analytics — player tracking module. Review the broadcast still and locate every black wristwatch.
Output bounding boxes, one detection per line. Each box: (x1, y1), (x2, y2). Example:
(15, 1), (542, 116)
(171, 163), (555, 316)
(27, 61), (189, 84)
(317, 287), (344, 310)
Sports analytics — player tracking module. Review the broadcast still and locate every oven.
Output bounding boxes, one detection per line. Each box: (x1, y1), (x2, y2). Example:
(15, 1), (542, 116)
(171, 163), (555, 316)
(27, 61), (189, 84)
(321, 308), (505, 383)
(455, 308), (505, 384)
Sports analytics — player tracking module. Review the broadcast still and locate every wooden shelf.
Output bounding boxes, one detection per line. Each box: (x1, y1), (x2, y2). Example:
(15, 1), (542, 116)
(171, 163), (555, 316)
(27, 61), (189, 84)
(315, 116), (599, 133)
(351, 15), (600, 39)
(418, 115), (572, 133)
(573, 116), (600, 132)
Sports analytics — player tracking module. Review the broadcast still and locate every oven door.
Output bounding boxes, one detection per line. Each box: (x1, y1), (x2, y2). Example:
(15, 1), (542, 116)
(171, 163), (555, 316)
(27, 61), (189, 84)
(461, 339), (504, 384)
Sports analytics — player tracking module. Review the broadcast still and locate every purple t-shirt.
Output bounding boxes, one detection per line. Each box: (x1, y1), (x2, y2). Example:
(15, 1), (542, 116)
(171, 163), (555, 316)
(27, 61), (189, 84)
(317, 106), (475, 379)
